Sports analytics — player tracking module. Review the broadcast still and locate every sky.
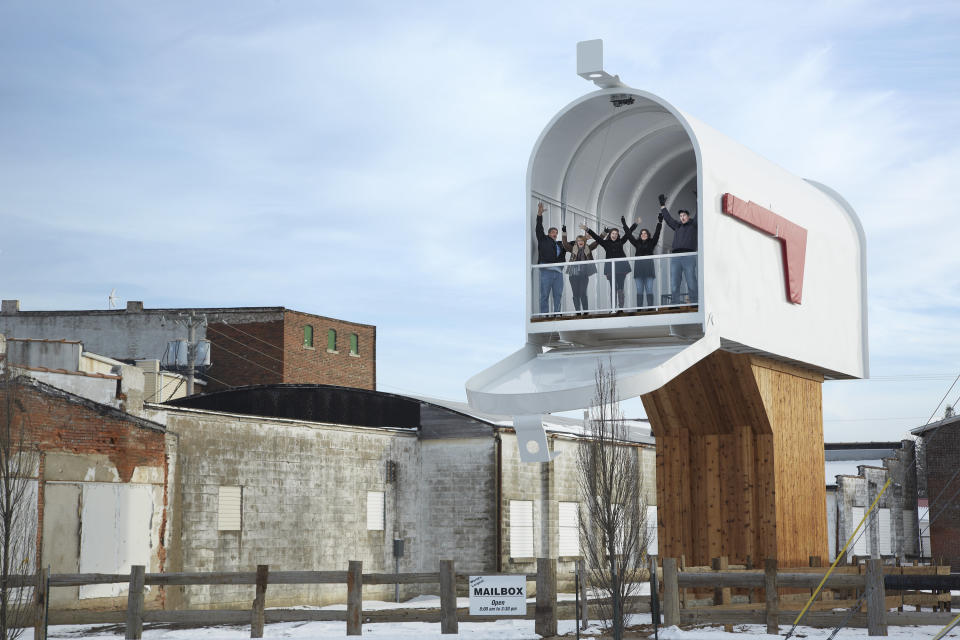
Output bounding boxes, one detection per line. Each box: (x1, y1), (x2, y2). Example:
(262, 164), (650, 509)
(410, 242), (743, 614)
(1, 1), (959, 441)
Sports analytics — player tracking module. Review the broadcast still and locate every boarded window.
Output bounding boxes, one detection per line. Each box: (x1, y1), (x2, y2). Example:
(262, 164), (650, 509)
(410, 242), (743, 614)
(879, 508), (892, 556)
(510, 500), (534, 558)
(79, 483), (153, 598)
(558, 502), (579, 556)
(350, 333), (359, 355)
(850, 507), (868, 557)
(218, 486), (242, 531)
(327, 329), (337, 352)
(646, 505), (659, 556)
(367, 491), (385, 531)
(303, 325), (314, 348)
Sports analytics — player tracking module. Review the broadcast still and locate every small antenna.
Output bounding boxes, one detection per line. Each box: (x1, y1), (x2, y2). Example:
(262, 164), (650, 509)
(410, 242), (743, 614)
(108, 288), (119, 309)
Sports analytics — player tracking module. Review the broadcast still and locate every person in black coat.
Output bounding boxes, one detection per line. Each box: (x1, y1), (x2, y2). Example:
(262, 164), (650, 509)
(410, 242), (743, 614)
(624, 216), (662, 308)
(535, 201), (568, 315)
(581, 220), (631, 311)
(658, 193), (698, 304)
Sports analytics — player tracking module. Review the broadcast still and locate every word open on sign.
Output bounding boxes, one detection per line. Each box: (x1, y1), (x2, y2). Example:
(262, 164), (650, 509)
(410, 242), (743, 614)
(468, 575), (527, 616)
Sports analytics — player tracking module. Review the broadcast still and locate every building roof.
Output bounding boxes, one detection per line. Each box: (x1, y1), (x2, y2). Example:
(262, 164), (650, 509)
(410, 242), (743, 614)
(162, 384), (654, 444)
(910, 414), (960, 437)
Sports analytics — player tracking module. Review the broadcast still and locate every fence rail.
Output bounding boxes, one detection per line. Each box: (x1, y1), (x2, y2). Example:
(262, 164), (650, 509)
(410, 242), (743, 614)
(23, 560), (564, 640)
(659, 555), (955, 636)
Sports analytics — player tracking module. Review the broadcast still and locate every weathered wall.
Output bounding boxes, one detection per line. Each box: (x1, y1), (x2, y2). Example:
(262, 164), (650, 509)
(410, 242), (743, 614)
(499, 433), (656, 591)
(6, 338), (82, 370)
(1, 381), (170, 611)
(919, 423), (960, 567)
(161, 408), (421, 609)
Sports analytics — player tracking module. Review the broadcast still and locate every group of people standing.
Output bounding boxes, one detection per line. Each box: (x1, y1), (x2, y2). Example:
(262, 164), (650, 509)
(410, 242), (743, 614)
(535, 195), (698, 316)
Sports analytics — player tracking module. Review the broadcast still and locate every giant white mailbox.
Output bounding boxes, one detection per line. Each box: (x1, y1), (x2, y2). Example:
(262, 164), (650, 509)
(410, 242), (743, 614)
(466, 41), (868, 465)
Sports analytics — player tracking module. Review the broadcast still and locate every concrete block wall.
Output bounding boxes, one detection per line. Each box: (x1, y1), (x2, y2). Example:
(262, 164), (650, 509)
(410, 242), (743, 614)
(165, 409), (420, 609)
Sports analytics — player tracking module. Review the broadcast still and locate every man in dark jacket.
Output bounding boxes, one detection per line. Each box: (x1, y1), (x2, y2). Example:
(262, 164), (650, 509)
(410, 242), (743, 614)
(535, 201), (567, 315)
(659, 194), (698, 304)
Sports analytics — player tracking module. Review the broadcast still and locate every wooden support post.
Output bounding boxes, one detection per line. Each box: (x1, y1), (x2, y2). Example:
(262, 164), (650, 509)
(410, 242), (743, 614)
(679, 554), (687, 608)
(125, 565), (145, 640)
(745, 555), (755, 603)
(33, 566), (48, 640)
(535, 558), (557, 637)
(250, 564), (269, 638)
(347, 560), (362, 636)
(662, 557), (680, 627)
(712, 556), (730, 605)
(439, 560), (458, 634)
(865, 558), (888, 636)
(764, 558), (778, 635)
(578, 558), (588, 630)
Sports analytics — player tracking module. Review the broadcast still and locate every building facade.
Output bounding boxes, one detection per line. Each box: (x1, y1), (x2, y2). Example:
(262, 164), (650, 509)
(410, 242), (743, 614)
(0, 300), (375, 392)
(912, 416), (960, 568)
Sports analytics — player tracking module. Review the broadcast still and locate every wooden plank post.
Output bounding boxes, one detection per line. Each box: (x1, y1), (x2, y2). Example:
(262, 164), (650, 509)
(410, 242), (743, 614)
(439, 560), (458, 634)
(865, 558), (888, 636)
(250, 564), (269, 638)
(712, 556), (731, 605)
(347, 560), (362, 636)
(578, 558), (588, 630)
(125, 565), (146, 640)
(34, 566), (48, 640)
(764, 558), (778, 635)
(535, 558), (557, 637)
(662, 557), (680, 627)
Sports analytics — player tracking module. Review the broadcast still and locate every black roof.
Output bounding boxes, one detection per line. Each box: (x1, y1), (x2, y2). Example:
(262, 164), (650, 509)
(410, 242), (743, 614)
(162, 384), (495, 438)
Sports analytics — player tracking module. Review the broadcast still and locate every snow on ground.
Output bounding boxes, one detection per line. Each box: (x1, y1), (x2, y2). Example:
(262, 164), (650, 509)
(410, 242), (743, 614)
(43, 599), (955, 639)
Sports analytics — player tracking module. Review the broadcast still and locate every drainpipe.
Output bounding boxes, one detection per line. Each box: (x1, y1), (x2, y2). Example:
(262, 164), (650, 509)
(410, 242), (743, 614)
(496, 430), (503, 573)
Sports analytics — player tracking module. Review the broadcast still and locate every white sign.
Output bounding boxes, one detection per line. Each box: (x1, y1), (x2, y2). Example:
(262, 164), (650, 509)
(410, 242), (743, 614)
(468, 575), (527, 616)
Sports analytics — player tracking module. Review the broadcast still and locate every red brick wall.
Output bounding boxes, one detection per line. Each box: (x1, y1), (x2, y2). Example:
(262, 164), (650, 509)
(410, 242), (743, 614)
(205, 320), (286, 391)
(283, 311), (376, 390)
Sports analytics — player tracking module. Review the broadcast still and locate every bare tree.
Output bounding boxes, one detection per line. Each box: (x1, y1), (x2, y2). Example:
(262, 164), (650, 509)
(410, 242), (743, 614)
(0, 353), (38, 639)
(577, 361), (650, 640)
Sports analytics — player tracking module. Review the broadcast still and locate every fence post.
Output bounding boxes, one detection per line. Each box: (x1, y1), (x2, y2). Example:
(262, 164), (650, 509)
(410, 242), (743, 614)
(648, 555), (660, 627)
(250, 564), (269, 638)
(33, 566), (48, 640)
(764, 558), (778, 635)
(865, 558), (888, 636)
(439, 560), (458, 634)
(662, 557), (679, 627)
(125, 565), (146, 640)
(347, 560), (363, 636)
(711, 556), (730, 605)
(578, 558), (588, 630)
(535, 558), (557, 637)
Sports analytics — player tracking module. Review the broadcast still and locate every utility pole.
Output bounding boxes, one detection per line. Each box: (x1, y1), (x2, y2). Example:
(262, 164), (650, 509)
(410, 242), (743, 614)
(179, 312), (206, 396)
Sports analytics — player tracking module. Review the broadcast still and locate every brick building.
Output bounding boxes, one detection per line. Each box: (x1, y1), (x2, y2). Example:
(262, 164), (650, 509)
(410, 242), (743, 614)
(0, 300), (375, 392)
(0, 375), (172, 611)
(912, 415), (960, 567)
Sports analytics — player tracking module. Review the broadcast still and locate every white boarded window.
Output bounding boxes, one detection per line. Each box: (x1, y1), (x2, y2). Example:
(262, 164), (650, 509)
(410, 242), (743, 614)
(510, 500), (534, 558)
(367, 491), (385, 531)
(647, 505), (659, 556)
(558, 502), (579, 556)
(80, 483), (153, 598)
(217, 486), (242, 531)
(850, 507), (867, 557)
(879, 508), (892, 556)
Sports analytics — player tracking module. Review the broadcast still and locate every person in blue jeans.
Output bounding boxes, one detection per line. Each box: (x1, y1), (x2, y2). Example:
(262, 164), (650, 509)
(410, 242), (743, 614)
(535, 202), (568, 315)
(658, 194), (698, 305)
(624, 216), (662, 308)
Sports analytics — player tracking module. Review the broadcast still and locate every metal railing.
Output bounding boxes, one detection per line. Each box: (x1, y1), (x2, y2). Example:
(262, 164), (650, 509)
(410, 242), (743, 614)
(531, 253), (698, 319)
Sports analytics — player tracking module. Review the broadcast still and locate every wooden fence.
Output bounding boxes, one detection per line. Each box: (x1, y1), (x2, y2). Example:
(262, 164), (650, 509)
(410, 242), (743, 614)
(659, 556), (958, 636)
(23, 558), (584, 640)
